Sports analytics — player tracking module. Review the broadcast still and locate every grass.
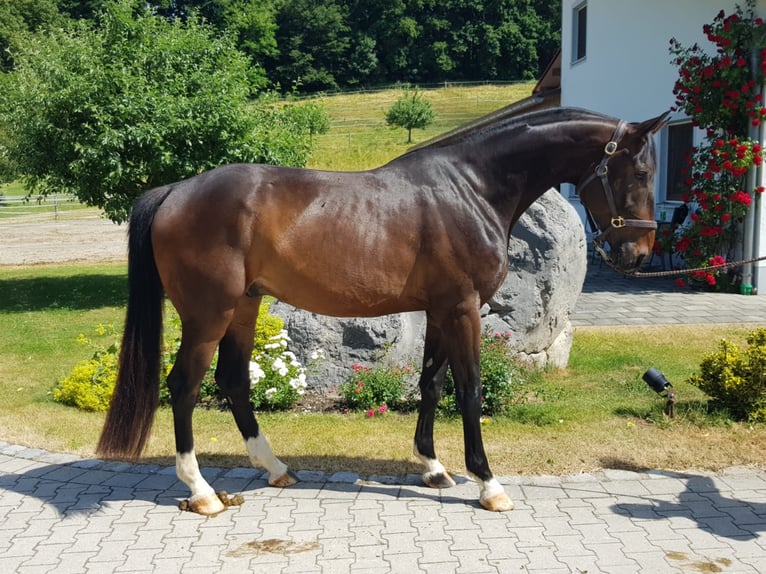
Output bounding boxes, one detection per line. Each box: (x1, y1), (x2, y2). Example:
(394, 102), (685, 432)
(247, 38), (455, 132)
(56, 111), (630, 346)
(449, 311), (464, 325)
(306, 82), (535, 171)
(0, 262), (764, 477)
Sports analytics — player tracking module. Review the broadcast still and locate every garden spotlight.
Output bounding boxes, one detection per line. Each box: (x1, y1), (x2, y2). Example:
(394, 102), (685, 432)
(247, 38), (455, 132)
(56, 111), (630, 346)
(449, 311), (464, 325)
(642, 368), (675, 418)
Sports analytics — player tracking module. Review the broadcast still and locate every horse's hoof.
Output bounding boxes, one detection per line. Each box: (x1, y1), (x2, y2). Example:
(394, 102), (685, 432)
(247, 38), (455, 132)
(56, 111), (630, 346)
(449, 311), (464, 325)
(182, 492), (226, 516)
(480, 491), (514, 512)
(423, 471), (457, 489)
(269, 470), (298, 488)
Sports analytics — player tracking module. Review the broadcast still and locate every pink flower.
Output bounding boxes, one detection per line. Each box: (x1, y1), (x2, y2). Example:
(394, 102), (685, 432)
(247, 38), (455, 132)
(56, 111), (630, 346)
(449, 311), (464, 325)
(366, 409), (375, 418)
(379, 403), (388, 414)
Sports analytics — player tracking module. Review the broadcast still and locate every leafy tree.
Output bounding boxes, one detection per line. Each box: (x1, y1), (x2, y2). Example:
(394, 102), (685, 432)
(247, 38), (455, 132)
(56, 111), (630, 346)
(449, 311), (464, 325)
(270, 0), (355, 92)
(0, 0), (316, 222)
(282, 100), (331, 142)
(0, 0), (64, 71)
(150, 0), (278, 90)
(385, 87), (435, 143)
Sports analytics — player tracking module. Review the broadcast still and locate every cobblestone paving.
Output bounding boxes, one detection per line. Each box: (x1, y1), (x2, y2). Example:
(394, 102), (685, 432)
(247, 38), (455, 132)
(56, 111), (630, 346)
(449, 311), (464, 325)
(1, 443), (764, 573)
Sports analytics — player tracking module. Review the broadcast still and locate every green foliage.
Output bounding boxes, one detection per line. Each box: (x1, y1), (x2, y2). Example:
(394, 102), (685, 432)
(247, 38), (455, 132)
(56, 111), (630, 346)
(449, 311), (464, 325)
(0, 0), (64, 72)
(55, 299), (309, 412)
(385, 87), (435, 143)
(0, 0), (315, 223)
(440, 331), (524, 417)
(267, 0), (560, 91)
(338, 363), (413, 412)
(52, 324), (119, 411)
(688, 327), (766, 422)
(282, 100), (331, 142)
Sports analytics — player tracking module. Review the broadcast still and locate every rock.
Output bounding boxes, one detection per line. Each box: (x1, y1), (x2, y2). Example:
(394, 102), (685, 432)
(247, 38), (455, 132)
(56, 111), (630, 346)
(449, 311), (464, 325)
(270, 189), (586, 390)
(487, 190), (587, 368)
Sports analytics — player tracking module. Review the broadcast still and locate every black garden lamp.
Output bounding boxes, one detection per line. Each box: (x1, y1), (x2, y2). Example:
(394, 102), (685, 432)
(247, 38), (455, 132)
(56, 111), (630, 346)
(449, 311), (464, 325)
(642, 368), (675, 417)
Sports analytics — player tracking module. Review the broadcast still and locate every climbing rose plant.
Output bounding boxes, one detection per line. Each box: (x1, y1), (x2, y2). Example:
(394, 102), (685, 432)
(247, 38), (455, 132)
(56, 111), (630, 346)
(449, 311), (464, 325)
(668, 1), (766, 289)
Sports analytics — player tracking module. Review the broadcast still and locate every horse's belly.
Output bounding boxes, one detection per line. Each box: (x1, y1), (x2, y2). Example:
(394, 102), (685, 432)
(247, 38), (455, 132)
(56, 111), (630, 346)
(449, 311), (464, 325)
(253, 258), (425, 318)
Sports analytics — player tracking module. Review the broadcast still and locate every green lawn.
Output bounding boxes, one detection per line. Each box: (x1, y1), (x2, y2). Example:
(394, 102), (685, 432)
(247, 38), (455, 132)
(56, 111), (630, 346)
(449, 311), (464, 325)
(307, 83), (535, 171)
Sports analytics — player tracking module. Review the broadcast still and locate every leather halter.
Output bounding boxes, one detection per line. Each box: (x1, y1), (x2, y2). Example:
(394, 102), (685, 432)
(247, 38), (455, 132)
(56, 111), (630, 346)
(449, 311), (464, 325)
(578, 121), (657, 250)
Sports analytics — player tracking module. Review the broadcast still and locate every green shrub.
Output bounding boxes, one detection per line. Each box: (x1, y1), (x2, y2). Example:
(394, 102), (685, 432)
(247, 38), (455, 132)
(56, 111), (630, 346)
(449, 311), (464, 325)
(56, 300), (310, 412)
(52, 325), (118, 411)
(439, 331), (524, 417)
(688, 327), (766, 422)
(339, 363), (413, 412)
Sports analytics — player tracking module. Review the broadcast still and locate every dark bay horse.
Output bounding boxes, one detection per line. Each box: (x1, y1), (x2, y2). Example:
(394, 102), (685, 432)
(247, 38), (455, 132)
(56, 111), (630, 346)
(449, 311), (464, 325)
(97, 106), (667, 514)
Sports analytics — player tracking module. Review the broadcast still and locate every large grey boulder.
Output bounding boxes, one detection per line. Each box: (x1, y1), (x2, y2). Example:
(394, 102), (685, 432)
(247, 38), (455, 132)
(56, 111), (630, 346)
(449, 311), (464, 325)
(270, 189), (587, 391)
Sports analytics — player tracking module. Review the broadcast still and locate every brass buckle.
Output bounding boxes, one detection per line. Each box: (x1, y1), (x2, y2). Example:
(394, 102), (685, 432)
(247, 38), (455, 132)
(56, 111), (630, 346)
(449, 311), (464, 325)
(604, 141), (618, 155)
(611, 216), (625, 228)
(596, 164), (608, 177)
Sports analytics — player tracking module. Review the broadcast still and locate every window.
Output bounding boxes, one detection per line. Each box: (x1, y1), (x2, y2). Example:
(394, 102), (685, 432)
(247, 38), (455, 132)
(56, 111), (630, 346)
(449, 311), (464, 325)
(666, 122), (694, 202)
(573, 2), (587, 62)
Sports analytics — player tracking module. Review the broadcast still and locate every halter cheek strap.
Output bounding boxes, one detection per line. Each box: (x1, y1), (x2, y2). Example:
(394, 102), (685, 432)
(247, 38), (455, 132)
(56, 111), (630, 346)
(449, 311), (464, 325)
(578, 121), (657, 245)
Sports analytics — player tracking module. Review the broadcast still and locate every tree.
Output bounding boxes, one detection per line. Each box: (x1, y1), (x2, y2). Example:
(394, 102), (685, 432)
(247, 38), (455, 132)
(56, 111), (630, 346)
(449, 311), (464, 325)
(385, 87), (435, 143)
(282, 100), (331, 142)
(270, 0), (354, 92)
(0, 0), (316, 222)
(0, 0), (64, 72)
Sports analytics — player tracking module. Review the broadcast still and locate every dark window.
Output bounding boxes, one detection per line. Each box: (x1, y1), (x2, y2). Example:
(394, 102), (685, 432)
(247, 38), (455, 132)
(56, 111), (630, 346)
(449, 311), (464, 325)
(574, 4), (587, 62)
(666, 122), (694, 202)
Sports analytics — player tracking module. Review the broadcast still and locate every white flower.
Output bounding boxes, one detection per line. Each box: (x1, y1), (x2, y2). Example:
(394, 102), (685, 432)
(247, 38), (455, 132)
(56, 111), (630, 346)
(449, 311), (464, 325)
(265, 387), (277, 398)
(264, 342), (281, 350)
(271, 357), (286, 372)
(282, 351), (302, 367)
(248, 361), (265, 384)
(297, 373), (307, 387)
(310, 349), (325, 361)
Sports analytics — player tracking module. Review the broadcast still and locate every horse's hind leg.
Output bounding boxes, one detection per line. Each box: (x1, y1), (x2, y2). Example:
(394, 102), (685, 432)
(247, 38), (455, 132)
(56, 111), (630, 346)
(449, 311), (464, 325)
(413, 319), (455, 489)
(215, 296), (296, 488)
(167, 318), (231, 516)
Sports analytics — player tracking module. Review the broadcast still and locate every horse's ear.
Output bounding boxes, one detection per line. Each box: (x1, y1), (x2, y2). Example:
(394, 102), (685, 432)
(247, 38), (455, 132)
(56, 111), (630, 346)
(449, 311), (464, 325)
(633, 111), (672, 136)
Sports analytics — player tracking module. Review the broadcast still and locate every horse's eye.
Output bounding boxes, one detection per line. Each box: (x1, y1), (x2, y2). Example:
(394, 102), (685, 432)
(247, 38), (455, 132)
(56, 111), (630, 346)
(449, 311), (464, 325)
(634, 171), (648, 183)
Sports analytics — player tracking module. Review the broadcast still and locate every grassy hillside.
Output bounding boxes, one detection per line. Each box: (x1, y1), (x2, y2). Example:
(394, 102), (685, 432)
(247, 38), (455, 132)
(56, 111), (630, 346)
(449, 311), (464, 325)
(307, 82), (536, 171)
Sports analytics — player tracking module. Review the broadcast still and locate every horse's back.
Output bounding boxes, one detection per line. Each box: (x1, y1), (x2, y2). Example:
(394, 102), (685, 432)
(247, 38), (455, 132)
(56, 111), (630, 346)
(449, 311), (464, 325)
(148, 164), (428, 316)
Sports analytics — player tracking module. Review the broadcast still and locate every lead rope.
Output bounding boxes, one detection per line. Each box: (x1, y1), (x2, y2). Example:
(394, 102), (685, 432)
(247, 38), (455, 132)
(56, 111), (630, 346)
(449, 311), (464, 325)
(593, 241), (766, 278)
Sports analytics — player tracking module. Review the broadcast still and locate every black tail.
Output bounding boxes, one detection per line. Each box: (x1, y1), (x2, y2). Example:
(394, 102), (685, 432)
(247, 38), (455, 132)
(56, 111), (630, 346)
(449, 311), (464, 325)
(96, 186), (173, 460)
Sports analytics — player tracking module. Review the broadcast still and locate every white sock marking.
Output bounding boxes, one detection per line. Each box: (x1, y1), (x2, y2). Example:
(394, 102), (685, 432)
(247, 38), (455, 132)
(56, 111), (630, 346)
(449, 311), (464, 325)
(413, 442), (446, 477)
(246, 434), (288, 480)
(176, 450), (215, 501)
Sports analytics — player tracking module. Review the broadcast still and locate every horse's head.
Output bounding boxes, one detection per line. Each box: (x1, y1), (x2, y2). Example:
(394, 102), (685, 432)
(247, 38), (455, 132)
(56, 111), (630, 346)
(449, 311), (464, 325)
(578, 112), (670, 274)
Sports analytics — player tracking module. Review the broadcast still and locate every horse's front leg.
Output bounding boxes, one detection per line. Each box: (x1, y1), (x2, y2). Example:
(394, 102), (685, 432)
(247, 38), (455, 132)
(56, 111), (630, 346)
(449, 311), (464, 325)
(215, 297), (296, 488)
(413, 319), (454, 488)
(446, 297), (514, 512)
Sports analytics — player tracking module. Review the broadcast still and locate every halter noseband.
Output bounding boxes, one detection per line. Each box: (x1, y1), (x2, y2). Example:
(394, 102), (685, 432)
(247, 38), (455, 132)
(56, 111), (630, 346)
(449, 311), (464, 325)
(578, 121), (657, 250)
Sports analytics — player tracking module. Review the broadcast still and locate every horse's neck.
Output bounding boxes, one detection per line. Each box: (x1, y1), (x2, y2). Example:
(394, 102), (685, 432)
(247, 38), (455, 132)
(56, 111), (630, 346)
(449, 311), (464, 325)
(476, 119), (611, 220)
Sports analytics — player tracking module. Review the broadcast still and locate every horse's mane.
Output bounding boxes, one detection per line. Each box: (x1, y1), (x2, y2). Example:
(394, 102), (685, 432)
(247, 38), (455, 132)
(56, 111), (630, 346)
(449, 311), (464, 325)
(404, 105), (618, 157)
